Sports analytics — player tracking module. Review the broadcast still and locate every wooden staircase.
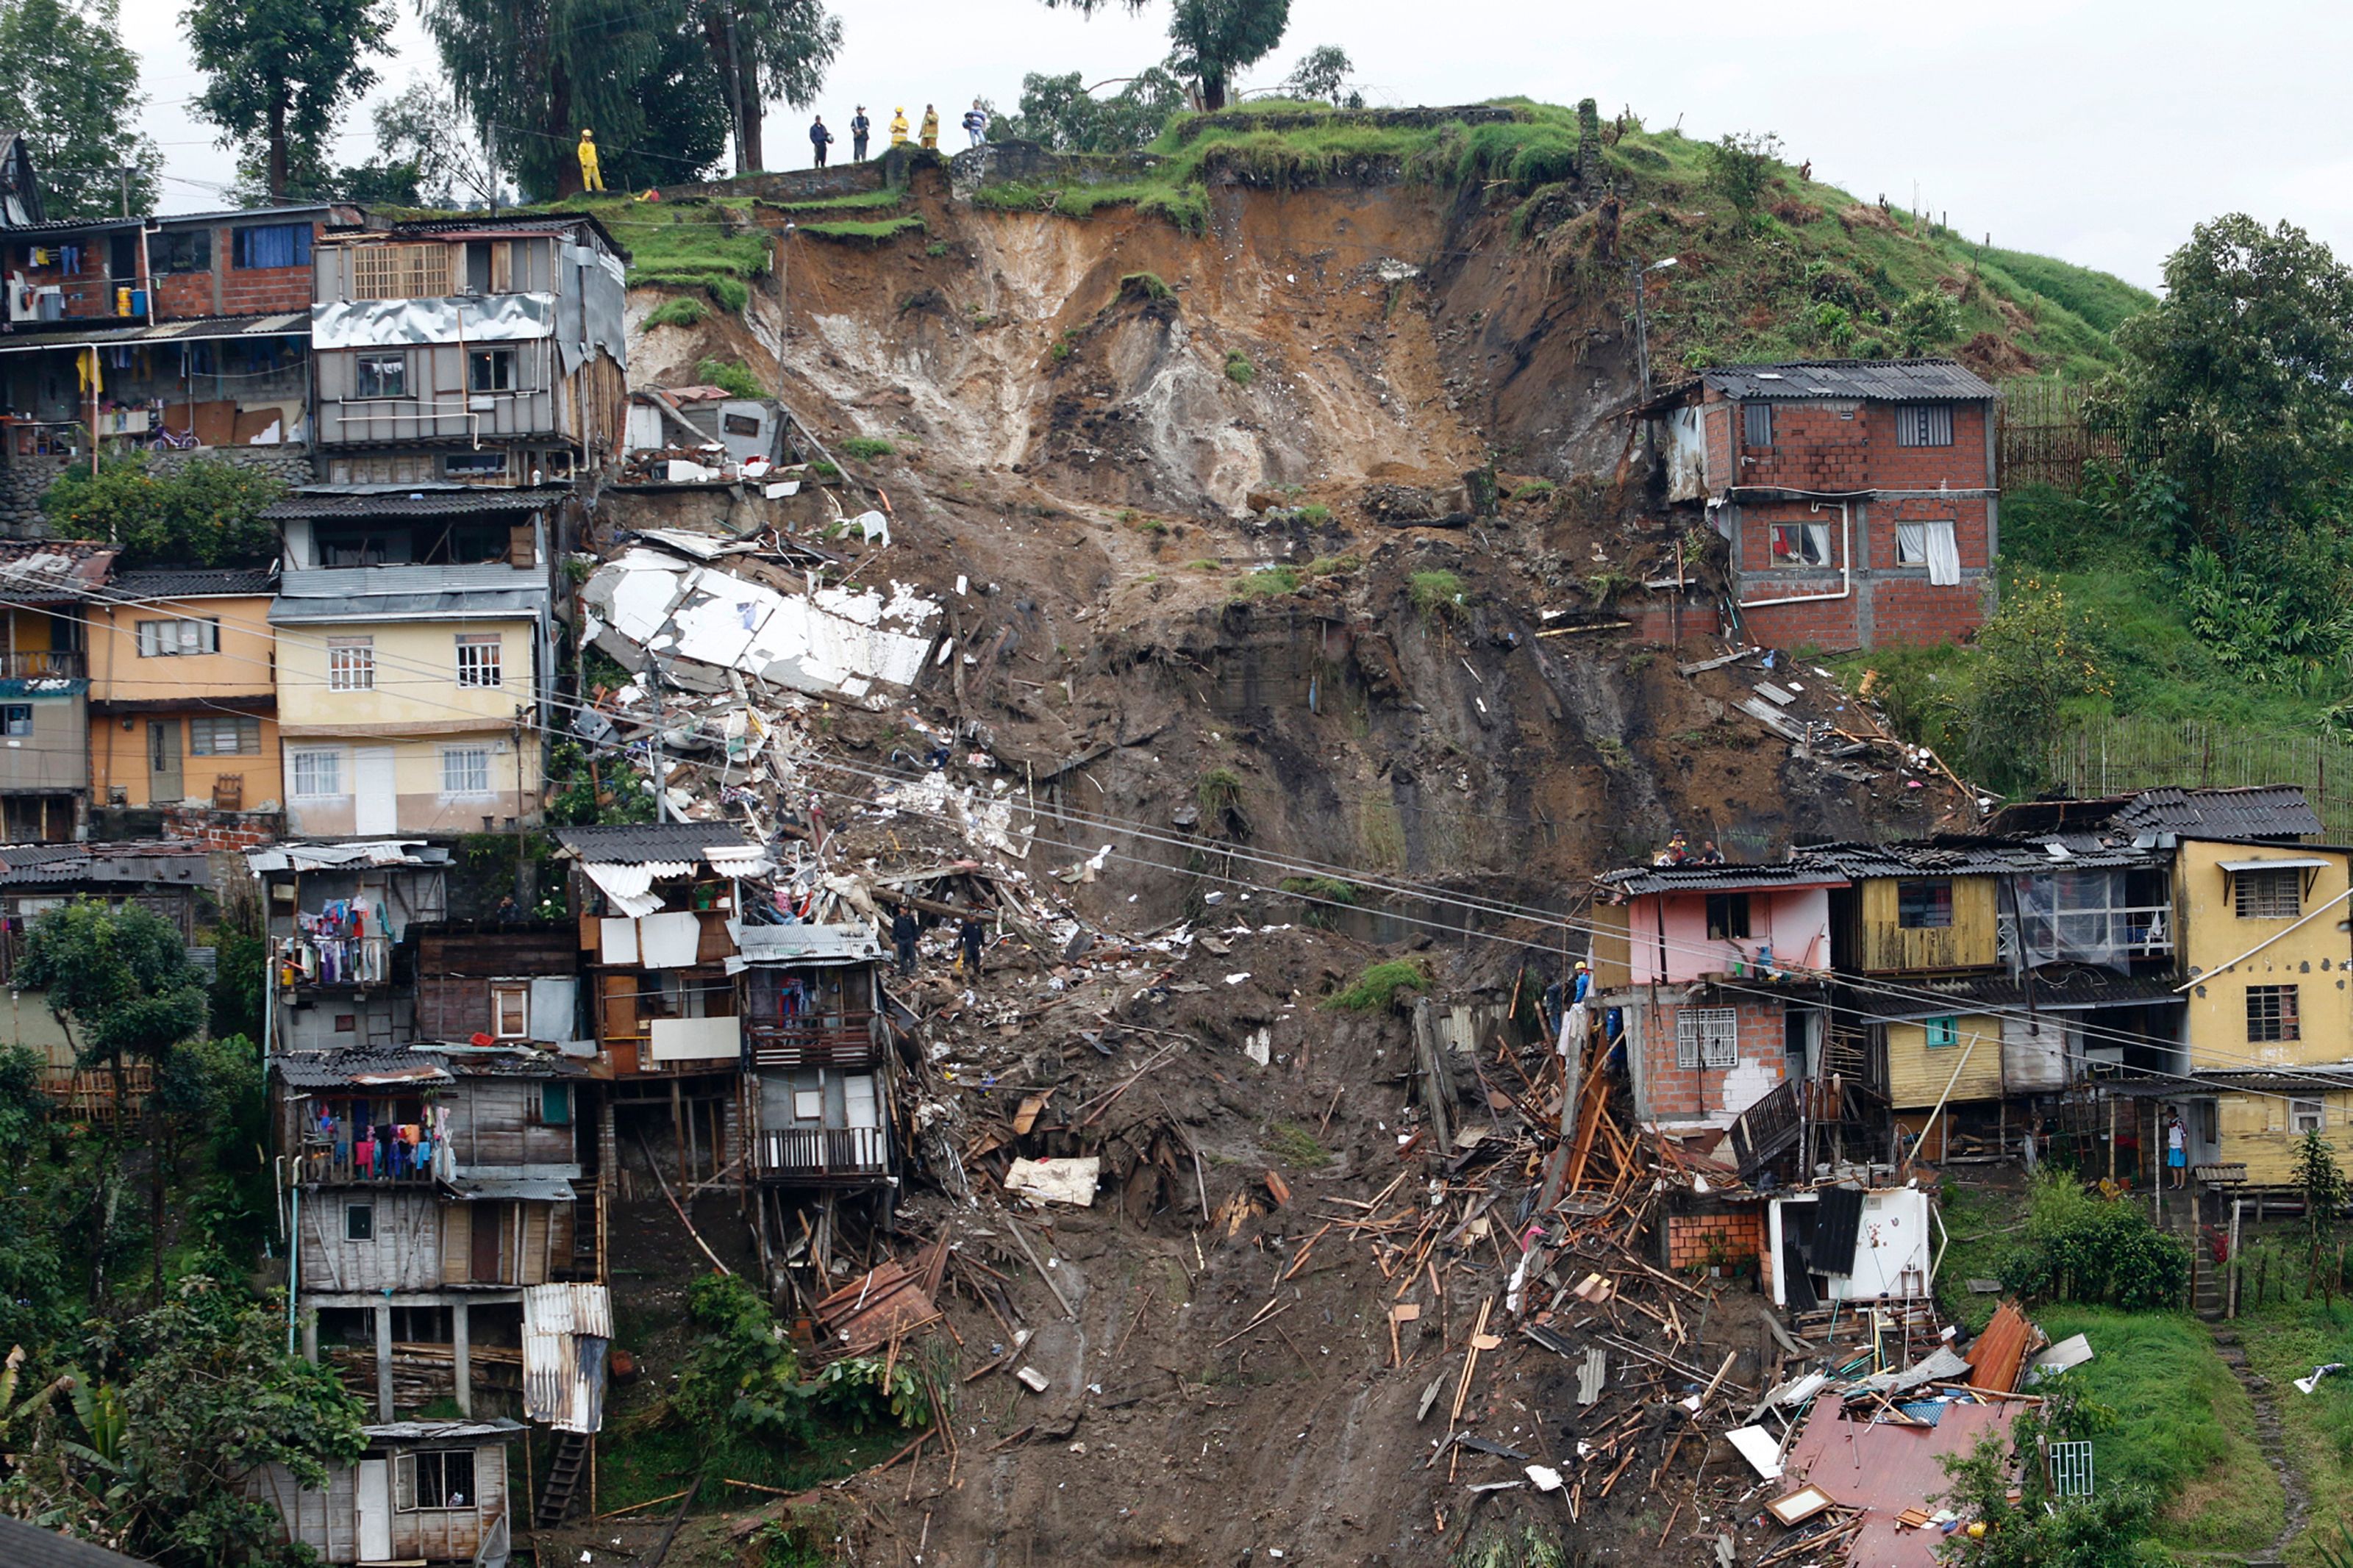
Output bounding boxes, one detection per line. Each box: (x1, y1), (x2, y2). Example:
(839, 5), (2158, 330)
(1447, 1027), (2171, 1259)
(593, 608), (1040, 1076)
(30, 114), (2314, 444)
(536, 1431), (590, 1528)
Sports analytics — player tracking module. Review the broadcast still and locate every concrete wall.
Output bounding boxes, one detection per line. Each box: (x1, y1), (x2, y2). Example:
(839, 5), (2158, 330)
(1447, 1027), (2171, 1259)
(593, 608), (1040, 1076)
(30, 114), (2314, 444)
(1622, 887), (1831, 984)
(2180, 838), (2353, 1071)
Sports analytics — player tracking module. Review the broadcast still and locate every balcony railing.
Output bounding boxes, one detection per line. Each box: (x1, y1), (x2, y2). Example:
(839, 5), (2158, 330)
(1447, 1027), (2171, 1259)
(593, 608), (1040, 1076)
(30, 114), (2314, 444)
(294, 1143), (437, 1186)
(0, 649), (83, 679)
(2002, 906), (2176, 964)
(756, 1126), (887, 1181)
(745, 1014), (879, 1070)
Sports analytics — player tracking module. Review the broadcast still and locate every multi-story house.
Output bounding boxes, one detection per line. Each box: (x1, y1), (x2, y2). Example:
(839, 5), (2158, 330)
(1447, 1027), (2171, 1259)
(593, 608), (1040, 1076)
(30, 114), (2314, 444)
(0, 539), (114, 840)
(249, 838), (451, 1055)
(85, 565), (281, 831)
(738, 920), (895, 1197)
(1640, 358), (1998, 649)
(267, 490), (553, 838)
(309, 212), (629, 488)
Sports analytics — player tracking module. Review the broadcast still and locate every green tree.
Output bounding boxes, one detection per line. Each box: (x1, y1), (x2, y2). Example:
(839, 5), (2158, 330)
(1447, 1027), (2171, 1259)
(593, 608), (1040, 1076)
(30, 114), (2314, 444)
(182, 0), (394, 203)
(1892, 285), (1964, 355)
(1280, 44), (1359, 107)
(1041, 0), (1290, 111)
(0, 1044), (70, 1350)
(0, 0), (159, 220)
(998, 65), (1185, 153)
(2297, 1127), (2348, 1275)
(1961, 580), (2108, 795)
(1937, 1379), (2169, 1567)
(1702, 129), (1781, 222)
(2088, 214), (2353, 557)
(39, 456), (283, 569)
(695, 0), (841, 175)
(358, 78), (499, 206)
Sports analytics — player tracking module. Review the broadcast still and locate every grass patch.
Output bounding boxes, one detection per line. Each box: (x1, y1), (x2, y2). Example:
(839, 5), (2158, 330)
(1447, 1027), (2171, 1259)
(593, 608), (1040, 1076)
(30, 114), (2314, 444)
(1410, 569), (1466, 623)
(1509, 479), (1555, 504)
(1118, 271), (1174, 302)
(695, 357), (765, 400)
(1184, 557), (1222, 571)
(838, 437), (895, 462)
(1229, 565), (1300, 600)
(1306, 552), (1363, 576)
(1325, 958), (1429, 1012)
(1265, 1120), (1333, 1170)
(640, 296), (709, 330)
(1224, 349), (1255, 387)
(759, 188), (907, 215)
(1932, 1181), (2027, 1333)
(799, 215), (926, 243)
(2238, 1294), (2353, 1563)
(1196, 766), (1244, 820)
(1296, 503), (1332, 524)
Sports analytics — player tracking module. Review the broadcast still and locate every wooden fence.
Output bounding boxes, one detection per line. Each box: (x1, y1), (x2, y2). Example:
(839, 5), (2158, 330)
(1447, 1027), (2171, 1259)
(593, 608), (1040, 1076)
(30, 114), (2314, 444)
(1996, 377), (2120, 493)
(2046, 718), (2353, 840)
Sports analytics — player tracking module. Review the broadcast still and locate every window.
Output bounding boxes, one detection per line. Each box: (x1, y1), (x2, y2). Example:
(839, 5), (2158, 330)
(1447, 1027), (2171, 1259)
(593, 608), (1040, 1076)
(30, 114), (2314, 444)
(351, 243), (452, 301)
(1674, 1006), (1740, 1069)
(1704, 892), (1751, 941)
(1770, 522), (1832, 567)
(1924, 1016), (1960, 1050)
(793, 1088), (823, 1121)
(1897, 879), (1954, 928)
(290, 749), (342, 798)
(455, 634), (501, 688)
(468, 348), (516, 393)
(2249, 984), (2302, 1044)
(2235, 867), (2304, 920)
(232, 223), (311, 270)
(394, 1448), (475, 1511)
(722, 411), (763, 437)
(0, 704), (30, 737)
(153, 229), (210, 274)
(492, 984), (528, 1039)
(335, 1014), (355, 1033)
(344, 1203), (373, 1241)
(463, 239), (513, 294)
(2293, 1099), (2326, 1136)
(1742, 401), (1774, 447)
(1893, 518), (1961, 586)
(327, 638), (374, 691)
(353, 353), (407, 400)
(540, 1083), (573, 1126)
(189, 715), (260, 756)
(441, 745), (491, 796)
(445, 451), (507, 480)
(1894, 404), (1954, 447)
(135, 617), (218, 656)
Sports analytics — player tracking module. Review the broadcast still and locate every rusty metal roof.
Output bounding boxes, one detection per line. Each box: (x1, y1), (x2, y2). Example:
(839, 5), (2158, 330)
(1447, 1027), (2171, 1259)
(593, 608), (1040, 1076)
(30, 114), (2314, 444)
(1782, 1392), (2011, 1565)
(521, 1283), (611, 1434)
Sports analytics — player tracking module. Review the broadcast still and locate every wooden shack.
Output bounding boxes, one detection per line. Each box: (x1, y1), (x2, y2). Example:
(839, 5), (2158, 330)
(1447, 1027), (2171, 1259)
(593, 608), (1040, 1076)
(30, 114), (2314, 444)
(413, 921), (581, 1045)
(246, 1419), (519, 1567)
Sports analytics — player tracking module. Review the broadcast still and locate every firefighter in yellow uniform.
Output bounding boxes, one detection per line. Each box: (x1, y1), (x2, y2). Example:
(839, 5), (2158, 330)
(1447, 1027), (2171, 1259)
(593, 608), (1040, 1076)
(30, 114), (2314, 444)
(889, 107), (910, 148)
(577, 128), (604, 192)
(919, 104), (940, 150)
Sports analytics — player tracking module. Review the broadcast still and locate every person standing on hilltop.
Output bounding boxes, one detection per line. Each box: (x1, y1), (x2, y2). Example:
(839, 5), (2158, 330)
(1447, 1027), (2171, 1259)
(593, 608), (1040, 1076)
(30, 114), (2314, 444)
(920, 104), (940, 151)
(851, 105), (872, 161)
(808, 115), (835, 167)
(962, 100), (989, 148)
(890, 107), (910, 148)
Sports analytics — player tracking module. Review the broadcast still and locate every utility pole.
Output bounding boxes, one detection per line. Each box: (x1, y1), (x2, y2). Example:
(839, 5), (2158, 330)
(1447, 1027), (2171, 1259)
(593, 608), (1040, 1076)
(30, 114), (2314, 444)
(117, 167), (129, 219)
(774, 223), (796, 390)
(1624, 255), (1679, 399)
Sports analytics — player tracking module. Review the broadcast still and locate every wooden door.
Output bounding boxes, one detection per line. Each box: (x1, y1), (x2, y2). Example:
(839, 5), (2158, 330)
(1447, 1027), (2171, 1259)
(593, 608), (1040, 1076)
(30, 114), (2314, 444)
(146, 719), (182, 804)
(470, 1202), (504, 1282)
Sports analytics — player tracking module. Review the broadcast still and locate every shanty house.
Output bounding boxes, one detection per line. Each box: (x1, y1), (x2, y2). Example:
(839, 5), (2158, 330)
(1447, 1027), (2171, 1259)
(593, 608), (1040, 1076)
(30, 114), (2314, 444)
(413, 920), (582, 1050)
(267, 490), (555, 838)
(85, 565), (281, 826)
(245, 1418), (520, 1568)
(1588, 862), (1842, 1141)
(738, 920), (894, 1187)
(250, 839), (450, 1054)
(309, 211), (628, 487)
(1640, 358), (1997, 650)
(0, 540), (115, 841)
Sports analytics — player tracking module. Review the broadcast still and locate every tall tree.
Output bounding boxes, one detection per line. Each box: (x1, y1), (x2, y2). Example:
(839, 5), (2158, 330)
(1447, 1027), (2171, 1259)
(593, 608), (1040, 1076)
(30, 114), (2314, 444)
(183, 0), (394, 202)
(1281, 44), (1359, 107)
(697, 0), (840, 175)
(0, 0), (160, 220)
(999, 65), (1185, 154)
(1041, 0), (1290, 111)
(423, 0), (732, 198)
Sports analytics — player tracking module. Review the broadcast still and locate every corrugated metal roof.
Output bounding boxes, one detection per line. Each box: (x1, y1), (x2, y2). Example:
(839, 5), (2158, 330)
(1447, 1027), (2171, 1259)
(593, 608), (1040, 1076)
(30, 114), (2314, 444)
(270, 563), (549, 623)
(736, 922), (884, 967)
(2113, 784), (2322, 840)
(272, 1048), (452, 1089)
(1596, 862), (1849, 897)
(1783, 1394), (2010, 1567)
(521, 1284), (611, 1434)
(111, 566), (278, 599)
(1801, 839), (2157, 877)
(552, 823), (758, 864)
(264, 488), (565, 520)
(0, 1516), (156, 1568)
(246, 840), (449, 873)
(363, 1418), (526, 1442)
(1837, 968), (2183, 1020)
(0, 312), (308, 356)
(1699, 358), (1996, 402)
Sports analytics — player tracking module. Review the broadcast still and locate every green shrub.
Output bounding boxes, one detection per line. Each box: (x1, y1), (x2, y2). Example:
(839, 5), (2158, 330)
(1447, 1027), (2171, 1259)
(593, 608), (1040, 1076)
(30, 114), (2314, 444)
(1224, 348), (1255, 386)
(838, 437), (896, 462)
(1325, 958), (1430, 1012)
(642, 296), (709, 330)
(1305, 552), (1362, 576)
(1509, 479), (1556, 504)
(1999, 1173), (2191, 1311)
(1410, 570), (1466, 623)
(1119, 271), (1174, 302)
(695, 357), (765, 400)
(1296, 503), (1332, 524)
(40, 455), (282, 569)
(1230, 565), (1300, 599)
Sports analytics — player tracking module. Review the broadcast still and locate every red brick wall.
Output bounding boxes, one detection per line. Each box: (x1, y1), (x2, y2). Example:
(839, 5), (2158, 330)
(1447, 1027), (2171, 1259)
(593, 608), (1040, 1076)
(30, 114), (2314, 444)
(1632, 598), (1721, 642)
(1710, 393), (1992, 494)
(1732, 492), (1993, 650)
(1637, 995), (1790, 1120)
(1666, 1206), (1765, 1270)
(158, 806), (280, 848)
(147, 223), (320, 321)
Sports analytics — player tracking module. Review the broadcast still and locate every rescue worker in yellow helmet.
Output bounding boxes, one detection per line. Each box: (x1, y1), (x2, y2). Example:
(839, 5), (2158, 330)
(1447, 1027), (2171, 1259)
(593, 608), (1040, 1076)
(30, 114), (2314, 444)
(889, 107), (910, 148)
(919, 104), (939, 151)
(577, 129), (604, 192)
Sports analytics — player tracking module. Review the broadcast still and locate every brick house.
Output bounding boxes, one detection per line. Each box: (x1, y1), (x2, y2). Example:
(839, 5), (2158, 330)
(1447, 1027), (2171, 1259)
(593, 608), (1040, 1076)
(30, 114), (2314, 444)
(1640, 359), (1998, 650)
(1587, 862), (1845, 1143)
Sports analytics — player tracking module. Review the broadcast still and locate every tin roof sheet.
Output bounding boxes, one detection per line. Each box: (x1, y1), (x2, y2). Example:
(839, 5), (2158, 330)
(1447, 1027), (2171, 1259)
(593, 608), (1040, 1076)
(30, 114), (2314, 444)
(110, 566), (278, 599)
(264, 487), (565, 520)
(2113, 784), (2323, 840)
(1698, 357), (1996, 402)
(551, 823), (758, 864)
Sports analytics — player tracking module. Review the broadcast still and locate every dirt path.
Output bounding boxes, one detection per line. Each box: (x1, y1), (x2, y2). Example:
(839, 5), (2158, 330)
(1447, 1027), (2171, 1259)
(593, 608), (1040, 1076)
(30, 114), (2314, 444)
(2212, 1327), (2307, 1567)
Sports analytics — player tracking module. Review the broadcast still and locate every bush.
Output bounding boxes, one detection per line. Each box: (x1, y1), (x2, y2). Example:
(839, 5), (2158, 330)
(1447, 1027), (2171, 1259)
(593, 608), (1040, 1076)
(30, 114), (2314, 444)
(1893, 286), (1964, 354)
(1224, 348), (1255, 386)
(1410, 570), (1466, 623)
(674, 1272), (813, 1445)
(1325, 958), (1429, 1012)
(837, 437), (895, 462)
(642, 296), (709, 330)
(695, 357), (766, 400)
(1999, 1174), (2191, 1311)
(1119, 271), (1174, 302)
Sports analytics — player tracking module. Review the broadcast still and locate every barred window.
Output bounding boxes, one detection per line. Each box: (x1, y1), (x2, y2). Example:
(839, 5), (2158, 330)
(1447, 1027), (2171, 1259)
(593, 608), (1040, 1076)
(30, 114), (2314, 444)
(354, 353), (406, 399)
(188, 715), (260, 756)
(1675, 1006), (1740, 1069)
(1894, 404), (1954, 446)
(349, 242), (451, 301)
(442, 745), (491, 796)
(135, 617), (218, 656)
(2249, 984), (2301, 1044)
(455, 634), (501, 688)
(2235, 867), (2302, 920)
(327, 638), (373, 691)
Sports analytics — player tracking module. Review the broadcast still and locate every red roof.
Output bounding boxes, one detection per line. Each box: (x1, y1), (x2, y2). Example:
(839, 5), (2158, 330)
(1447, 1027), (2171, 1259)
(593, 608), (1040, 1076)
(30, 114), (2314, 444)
(1781, 1393), (2011, 1567)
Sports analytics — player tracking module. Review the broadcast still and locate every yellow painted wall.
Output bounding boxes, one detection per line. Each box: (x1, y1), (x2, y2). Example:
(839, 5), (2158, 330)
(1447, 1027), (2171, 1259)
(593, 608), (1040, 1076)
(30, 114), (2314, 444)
(2179, 839), (2353, 1071)
(88, 593), (275, 702)
(1853, 875), (2001, 973)
(2, 606), (54, 653)
(2215, 1089), (2353, 1184)
(90, 711), (282, 809)
(1589, 903), (1631, 989)
(275, 617), (532, 731)
(1884, 1012), (2004, 1109)
(281, 731), (539, 837)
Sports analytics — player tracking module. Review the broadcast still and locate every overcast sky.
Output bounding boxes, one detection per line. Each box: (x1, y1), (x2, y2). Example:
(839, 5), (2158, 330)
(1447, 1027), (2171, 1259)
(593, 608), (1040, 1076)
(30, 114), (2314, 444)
(113, 0), (2353, 291)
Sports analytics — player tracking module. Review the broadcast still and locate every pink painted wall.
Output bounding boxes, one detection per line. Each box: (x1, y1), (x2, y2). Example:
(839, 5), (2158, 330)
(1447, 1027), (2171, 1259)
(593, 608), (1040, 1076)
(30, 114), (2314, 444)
(1627, 887), (1832, 984)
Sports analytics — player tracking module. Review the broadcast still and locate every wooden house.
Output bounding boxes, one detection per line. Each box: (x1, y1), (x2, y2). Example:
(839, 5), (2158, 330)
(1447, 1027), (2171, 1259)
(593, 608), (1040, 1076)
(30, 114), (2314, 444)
(249, 839), (451, 1054)
(738, 920), (893, 1188)
(413, 920), (582, 1047)
(245, 1419), (520, 1568)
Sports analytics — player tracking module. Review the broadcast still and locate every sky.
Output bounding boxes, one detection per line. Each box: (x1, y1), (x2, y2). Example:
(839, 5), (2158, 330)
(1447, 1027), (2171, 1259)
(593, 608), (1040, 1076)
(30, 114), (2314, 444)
(110, 0), (2353, 291)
